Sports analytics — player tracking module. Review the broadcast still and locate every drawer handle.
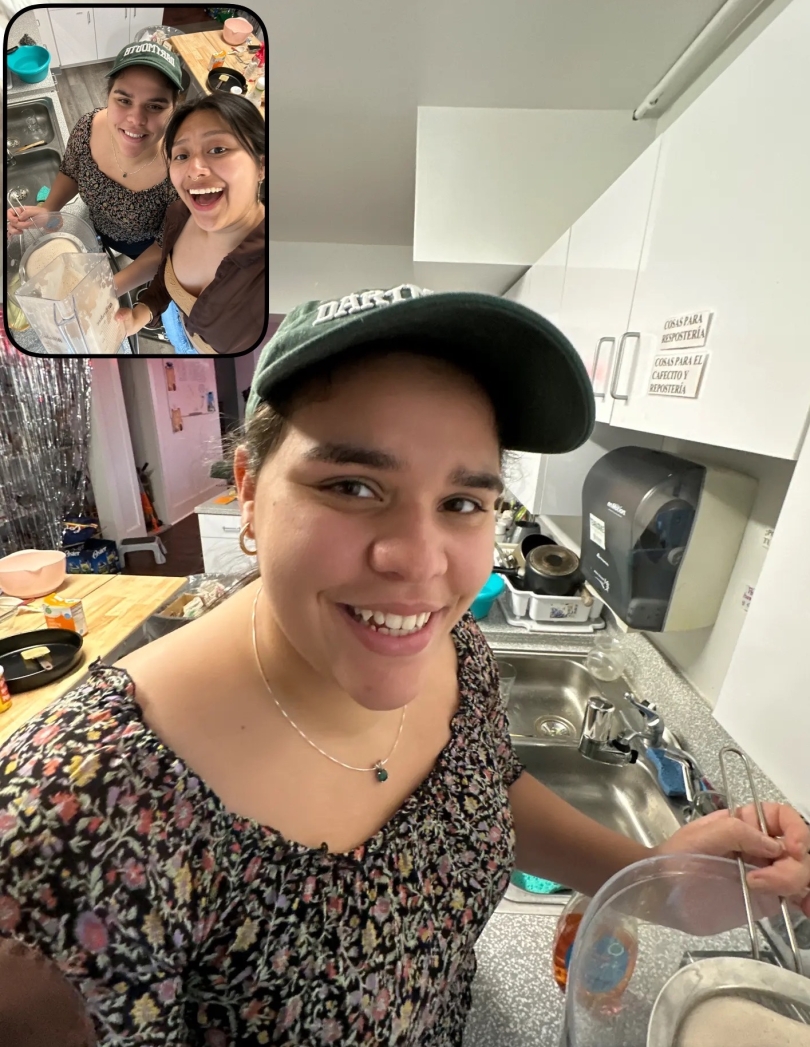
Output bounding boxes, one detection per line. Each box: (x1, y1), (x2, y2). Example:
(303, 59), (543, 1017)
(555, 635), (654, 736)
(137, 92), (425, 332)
(591, 336), (615, 400)
(610, 331), (641, 401)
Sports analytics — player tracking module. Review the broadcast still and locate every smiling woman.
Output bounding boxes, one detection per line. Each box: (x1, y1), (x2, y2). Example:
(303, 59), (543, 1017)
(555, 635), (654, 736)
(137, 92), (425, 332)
(115, 92), (266, 356)
(5, 42), (182, 278)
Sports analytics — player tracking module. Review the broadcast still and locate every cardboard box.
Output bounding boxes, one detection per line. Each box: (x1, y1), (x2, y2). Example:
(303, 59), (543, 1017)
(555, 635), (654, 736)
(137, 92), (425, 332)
(42, 593), (88, 635)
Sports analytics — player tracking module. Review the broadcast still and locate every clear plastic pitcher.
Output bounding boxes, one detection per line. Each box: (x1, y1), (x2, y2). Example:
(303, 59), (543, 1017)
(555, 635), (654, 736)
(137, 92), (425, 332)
(15, 249), (125, 355)
(563, 854), (795, 1047)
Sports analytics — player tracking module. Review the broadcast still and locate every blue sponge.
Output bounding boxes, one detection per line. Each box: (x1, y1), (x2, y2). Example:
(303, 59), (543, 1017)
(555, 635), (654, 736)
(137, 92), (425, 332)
(646, 747), (689, 798)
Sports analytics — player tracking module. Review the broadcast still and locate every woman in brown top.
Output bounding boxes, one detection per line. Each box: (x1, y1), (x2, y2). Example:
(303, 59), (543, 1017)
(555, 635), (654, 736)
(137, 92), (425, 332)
(5, 43), (183, 293)
(116, 93), (266, 356)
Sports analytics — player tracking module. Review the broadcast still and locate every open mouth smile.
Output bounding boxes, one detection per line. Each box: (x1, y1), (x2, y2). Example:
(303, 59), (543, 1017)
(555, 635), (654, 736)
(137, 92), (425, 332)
(188, 186), (225, 210)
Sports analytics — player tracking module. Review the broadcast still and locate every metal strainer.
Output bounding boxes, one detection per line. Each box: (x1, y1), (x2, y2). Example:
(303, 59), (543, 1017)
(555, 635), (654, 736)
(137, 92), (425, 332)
(646, 746), (808, 1046)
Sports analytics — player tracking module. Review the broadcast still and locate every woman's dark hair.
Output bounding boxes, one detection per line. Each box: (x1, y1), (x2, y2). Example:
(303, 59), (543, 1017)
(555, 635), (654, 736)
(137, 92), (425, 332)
(163, 92), (265, 169)
(234, 339), (507, 478)
(107, 67), (180, 106)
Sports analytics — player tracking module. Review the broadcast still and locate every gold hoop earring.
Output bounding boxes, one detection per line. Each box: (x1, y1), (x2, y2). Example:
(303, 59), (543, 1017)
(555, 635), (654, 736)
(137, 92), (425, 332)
(239, 523), (257, 557)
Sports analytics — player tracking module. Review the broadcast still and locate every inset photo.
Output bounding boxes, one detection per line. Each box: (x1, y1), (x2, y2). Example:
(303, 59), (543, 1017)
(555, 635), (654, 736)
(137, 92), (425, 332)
(4, 4), (267, 357)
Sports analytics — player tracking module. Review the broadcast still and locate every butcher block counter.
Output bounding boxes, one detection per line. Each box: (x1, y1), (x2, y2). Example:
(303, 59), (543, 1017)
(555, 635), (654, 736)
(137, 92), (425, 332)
(0, 574), (184, 744)
(169, 28), (261, 95)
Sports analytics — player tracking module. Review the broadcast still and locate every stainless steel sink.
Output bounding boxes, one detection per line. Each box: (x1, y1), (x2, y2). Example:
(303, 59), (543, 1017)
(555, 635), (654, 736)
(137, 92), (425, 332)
(495, 652), (646, 744)
(6, 98), (60, 152)
(5, 148), (62, 209)
(513, 738), (682, 848)
(491, 651), (686, 912)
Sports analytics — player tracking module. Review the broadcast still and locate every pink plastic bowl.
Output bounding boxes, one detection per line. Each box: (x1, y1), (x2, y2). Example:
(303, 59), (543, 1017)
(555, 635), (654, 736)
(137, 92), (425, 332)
(0, 549), (67, 599)
(222, 17), (253, 45)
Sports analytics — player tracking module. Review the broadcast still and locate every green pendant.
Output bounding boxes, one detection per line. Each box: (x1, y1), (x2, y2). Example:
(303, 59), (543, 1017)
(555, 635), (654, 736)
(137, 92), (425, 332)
(375, 763), (389, 782)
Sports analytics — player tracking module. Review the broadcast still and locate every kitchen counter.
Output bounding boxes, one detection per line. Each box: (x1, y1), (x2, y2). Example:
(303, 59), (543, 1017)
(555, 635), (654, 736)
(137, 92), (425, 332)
(195, 490), (241, 517)
(169, 28), (260, 96)
(461, 598), (791, 1047)
(0, 573), (184, 743)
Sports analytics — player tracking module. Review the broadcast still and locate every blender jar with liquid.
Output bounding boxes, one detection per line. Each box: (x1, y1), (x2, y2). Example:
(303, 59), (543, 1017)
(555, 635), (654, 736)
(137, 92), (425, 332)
(10, 213), (125, 355)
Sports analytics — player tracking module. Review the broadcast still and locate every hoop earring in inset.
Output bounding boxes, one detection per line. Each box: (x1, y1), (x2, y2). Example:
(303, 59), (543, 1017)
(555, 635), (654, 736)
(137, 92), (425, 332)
(239, 523), (257, 557)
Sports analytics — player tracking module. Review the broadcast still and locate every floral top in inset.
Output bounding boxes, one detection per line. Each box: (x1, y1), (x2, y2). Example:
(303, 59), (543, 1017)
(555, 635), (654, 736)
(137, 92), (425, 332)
(59, 109), (177, 247)
(0, 612), (524, 1046)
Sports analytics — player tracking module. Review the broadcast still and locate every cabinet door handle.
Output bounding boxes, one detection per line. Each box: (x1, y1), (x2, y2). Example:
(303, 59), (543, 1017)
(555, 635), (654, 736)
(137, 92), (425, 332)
(610, 331), (640, 401)
(221, 525), (241, 533)
(87, 11), (90, 22)
(591, 336), (615, 400)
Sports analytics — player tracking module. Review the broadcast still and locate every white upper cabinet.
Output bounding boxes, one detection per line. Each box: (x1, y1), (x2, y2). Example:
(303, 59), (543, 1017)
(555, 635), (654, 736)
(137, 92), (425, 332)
(556, 140), (661, 424)
(502, 232), (570, 509)
(609, 0), (810, 459)
(506, 231), (570, 323)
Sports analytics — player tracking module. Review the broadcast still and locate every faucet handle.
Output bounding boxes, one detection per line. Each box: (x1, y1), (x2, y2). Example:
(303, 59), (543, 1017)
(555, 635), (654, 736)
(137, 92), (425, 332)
(581, 696), (615, 745)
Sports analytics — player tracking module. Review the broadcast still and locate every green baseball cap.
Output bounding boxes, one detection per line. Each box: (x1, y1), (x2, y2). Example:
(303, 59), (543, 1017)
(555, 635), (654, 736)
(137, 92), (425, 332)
(107, 41), (184, 91)
(247, 284), (595, 454)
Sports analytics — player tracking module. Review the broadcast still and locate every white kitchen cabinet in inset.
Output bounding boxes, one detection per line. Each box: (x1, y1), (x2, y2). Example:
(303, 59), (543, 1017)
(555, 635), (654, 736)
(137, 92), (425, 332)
(128, 8), (161, 43)
(93, 6), (132, 62)
(48, 8), (97, 66)
(556, 140), (661, 425)
(609, 0), (810, 460)
(33, 10), (61, 68)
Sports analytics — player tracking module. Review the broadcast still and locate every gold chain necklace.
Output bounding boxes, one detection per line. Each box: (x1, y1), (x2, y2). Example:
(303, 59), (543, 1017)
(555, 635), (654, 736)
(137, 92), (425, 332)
(251, 588), (406, 782)
(108, 126), (160, 180)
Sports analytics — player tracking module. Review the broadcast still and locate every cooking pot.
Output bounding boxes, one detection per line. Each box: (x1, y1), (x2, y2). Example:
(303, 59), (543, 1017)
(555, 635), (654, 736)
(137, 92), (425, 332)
(519, 531), (555, 561)
(524, 544), (582, 597)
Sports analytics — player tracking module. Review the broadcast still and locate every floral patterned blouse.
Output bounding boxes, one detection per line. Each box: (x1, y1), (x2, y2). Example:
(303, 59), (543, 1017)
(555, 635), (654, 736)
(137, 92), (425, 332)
(59, 109), (177, 247)
(0, 613), (524, 1046)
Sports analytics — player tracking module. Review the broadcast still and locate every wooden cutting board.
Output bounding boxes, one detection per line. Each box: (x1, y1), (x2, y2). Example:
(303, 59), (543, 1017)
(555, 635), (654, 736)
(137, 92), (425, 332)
(0, 574), (113, 641)
(169, 29), (260, 95)
(0, 574), (184, 744)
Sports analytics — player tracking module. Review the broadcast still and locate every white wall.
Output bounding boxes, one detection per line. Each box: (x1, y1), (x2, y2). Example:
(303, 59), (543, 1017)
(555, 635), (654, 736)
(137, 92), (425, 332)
(269, 243), (414, 315)
(119, 360), (225, 528)
(414, 107), (655, 266)
(642, 439), (795, 707)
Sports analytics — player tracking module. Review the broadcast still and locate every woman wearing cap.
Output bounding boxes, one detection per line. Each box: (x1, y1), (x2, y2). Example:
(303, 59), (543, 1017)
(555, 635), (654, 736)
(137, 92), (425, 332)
(5, 42), (183, 291)
(0, 288), (808, 1042)
(113, 91), (265, 356)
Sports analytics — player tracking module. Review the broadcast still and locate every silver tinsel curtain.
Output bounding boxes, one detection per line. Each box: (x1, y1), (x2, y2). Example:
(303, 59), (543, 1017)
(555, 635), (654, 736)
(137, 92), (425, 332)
(1, 314), (93, 556)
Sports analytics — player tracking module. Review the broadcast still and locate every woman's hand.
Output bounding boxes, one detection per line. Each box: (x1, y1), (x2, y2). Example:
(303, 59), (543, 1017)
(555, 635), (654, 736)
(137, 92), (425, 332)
(655, 802), (810, 914)
(114, 302), (152, 338)
(6, 205), (56, 237)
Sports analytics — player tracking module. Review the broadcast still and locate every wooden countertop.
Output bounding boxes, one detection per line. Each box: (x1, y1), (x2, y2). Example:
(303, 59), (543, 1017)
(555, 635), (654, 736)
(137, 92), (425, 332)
(169, 28), (261, 95)
(0, 574), (184, 743)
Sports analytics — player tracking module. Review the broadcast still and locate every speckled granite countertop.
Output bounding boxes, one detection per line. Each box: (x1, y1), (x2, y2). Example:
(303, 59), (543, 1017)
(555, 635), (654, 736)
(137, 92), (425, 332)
(461, 600), (790, 1047)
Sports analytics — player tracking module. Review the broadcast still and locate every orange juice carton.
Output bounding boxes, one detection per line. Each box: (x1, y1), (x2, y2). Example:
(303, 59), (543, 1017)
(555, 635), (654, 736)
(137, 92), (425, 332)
(42, 593), (88, 635)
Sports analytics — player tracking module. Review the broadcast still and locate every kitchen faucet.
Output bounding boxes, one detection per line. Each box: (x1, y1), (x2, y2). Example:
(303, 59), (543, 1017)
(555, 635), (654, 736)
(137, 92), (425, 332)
(578, 695), (705, 804)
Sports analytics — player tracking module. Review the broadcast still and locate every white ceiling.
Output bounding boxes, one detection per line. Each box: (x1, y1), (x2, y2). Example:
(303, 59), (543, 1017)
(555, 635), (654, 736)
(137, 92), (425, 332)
(267, 0), (728, 247)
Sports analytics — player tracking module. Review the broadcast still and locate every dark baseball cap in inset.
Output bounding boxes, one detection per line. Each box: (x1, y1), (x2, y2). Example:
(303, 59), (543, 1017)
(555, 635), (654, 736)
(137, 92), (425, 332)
(247, 284), (595, 454)
(107, 41), (184, 91)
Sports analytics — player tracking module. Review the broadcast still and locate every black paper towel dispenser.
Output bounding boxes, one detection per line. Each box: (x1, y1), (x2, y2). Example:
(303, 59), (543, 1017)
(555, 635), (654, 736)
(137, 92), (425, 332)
(580, 447), (756, 631)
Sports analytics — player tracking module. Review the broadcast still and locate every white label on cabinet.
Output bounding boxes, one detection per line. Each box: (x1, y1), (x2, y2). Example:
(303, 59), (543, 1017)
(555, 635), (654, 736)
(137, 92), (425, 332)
(741, 584), (755, 612)
(660, 310), (714, 349)
(763, 527), (774, 549)
(648, 353), (708, 399)
(589, 513), (606, 549)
